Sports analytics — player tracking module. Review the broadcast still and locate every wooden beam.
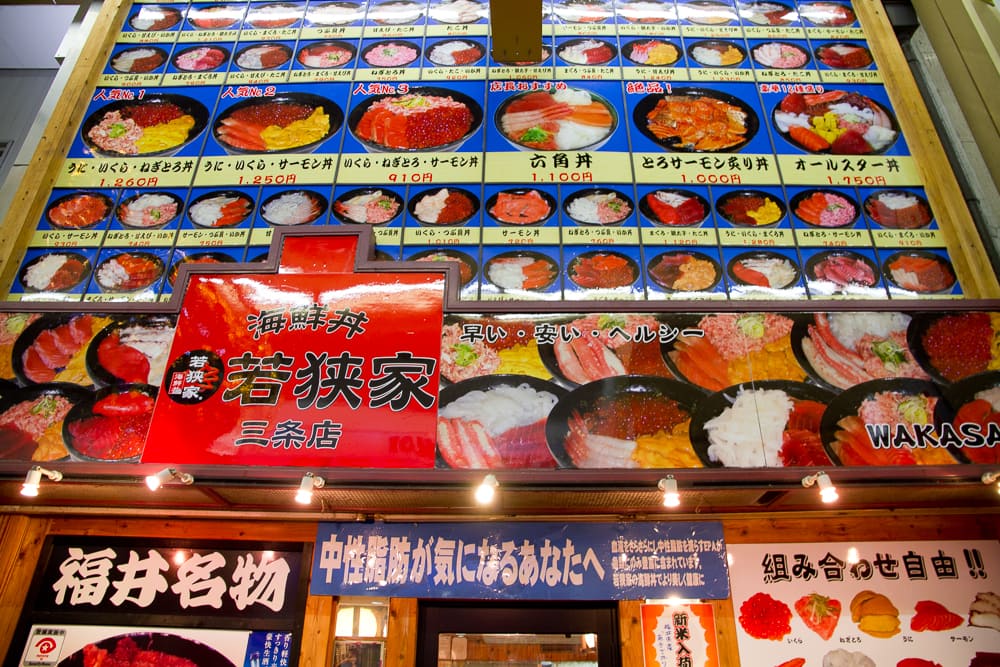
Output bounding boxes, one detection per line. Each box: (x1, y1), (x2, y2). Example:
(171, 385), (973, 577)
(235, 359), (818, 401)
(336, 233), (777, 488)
(0, 515), (51, 662)
(385, 597), (418, 667)
(0, 0), (132, 295)
(618, 600), (644, 666)
(855, 0), (1000, 297)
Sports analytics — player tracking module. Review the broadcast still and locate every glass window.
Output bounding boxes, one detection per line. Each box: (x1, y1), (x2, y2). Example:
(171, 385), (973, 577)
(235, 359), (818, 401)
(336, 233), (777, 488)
(334, 597), (389, 667)
(437, 632), (598, 667)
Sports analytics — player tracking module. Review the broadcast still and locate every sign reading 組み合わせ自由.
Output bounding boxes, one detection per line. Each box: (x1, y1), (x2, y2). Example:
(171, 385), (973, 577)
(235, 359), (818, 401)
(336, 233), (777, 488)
(311, 521), (728, 600)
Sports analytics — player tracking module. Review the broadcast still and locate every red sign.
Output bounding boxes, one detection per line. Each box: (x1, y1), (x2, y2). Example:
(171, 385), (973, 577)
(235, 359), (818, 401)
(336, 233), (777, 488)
(143, 239), (444, 467)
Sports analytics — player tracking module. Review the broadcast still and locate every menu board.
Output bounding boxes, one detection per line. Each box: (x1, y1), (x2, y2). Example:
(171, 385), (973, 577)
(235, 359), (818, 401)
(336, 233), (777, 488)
(728, 540), (1000, 667)
(4, 0), (963, 303)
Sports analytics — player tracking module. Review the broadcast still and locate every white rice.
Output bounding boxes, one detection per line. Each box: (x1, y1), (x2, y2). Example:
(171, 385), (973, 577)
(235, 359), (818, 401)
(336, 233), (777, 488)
(553, 88), (592, 106)
(189, 196), (237, 227)
(554, 120), (608, 150)
(691, 46), (723, 66)
(120, 193), (177, 228)
(566, 197), (600, 223)
(875, 192), (918, 210)
(97, 259), (129, 289)
(439, 383), (558, 436)
(487, 256), (533, 289)
(262, 192), (317, 225)
(429, 0), (485, 23)
(307, 3), (362, 24)
(652, 191), (691, 207)
(704, 388), (792, 467)
(740, 257), (796, 288)
(414, 189), (449, 223)
(559, 39), (604, 64)
(119, 324), (174, 384)
(24, 254), (70, 291)
(826, 312), (909, 350)
(976, 387), (1000, 412)
(822, 649), (876, 667)
(428, 41), (469, 65)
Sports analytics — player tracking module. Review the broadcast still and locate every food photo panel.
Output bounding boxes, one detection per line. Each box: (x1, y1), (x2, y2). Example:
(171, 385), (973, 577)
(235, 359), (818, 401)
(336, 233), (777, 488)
(70, 85), (217, 159)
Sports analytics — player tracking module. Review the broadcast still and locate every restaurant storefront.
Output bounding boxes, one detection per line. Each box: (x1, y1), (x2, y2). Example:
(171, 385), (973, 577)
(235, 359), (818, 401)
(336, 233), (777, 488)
(0, 0), (998, 664)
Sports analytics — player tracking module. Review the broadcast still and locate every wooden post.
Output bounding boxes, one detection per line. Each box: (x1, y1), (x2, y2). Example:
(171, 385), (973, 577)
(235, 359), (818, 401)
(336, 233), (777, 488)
(489, 0), (543, 63)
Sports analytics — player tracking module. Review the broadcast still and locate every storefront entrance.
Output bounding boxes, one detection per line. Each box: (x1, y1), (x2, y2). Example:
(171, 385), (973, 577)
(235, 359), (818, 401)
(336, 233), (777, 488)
(417, 601), (620, 667)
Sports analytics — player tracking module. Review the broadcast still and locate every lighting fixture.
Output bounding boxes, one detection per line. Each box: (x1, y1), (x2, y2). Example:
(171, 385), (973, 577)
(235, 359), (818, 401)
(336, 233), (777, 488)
(20, 466), (62, 497)
(295, 472), (325, 504)
(801, 471), (838, 503)
(474, 474), (499, 505)
(982, 471), (1000, 494)
(658, 476), (681, 508)
(145, 467), (193, 491)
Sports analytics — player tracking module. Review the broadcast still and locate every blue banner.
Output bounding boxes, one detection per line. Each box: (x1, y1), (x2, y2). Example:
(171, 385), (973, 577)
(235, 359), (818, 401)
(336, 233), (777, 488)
(311, 521), (728, 600)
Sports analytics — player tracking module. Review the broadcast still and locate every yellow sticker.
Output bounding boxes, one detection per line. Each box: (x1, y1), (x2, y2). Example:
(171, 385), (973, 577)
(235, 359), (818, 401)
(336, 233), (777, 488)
(871, 228), (945, 249)
(640, 226), (719, 246)
(794, 228), (870, 247)
(57, 158), (197, 189)
(194, 154), (339, 186)
(337, 152), (484, 185)
(633, 153), (781, 186)
(777, 155), (922, 187)
(718, 227), (795, 247)
(486, 152), (632, 184)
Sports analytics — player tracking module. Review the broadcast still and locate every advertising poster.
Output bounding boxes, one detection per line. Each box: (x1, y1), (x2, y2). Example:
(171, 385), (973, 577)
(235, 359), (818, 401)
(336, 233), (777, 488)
(3, 537), (307, 667)
(5, 0), (964, 305)
(16, 626), (290, 667)
(728, 540), (1000, 667)
(640, 602), (720, 667)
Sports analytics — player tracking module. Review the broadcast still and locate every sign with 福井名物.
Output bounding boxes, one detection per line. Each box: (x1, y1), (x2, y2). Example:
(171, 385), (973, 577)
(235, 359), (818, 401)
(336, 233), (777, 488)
(311, 521), (728, 600)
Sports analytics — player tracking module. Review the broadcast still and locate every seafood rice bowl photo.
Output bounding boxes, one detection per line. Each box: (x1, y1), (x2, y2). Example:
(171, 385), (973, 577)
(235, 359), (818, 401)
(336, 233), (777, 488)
(484, 251), (559, 292)
(95, 252), (165, 293)
(773, 89), (898, 155)
(297, 41), (356, 68)
(485, 188), (556, 225)
(213, 92), (343, 154)
(187, 190), (254, 228)
(116, 191), (184, 229)
(408, 187), (479, 226)
(563, 188), (633, 225)
(438, 375), (565, 468)
(545, 376), (706, 469)
(81, 94), (209, 157)
(46, 192), (113, 230)
(349, 87), (483, 152)
(633, 88), (758, 152)
(495, 87), (617, 151)
(332, 188), (404, 225)
(259, 190), (327, 226)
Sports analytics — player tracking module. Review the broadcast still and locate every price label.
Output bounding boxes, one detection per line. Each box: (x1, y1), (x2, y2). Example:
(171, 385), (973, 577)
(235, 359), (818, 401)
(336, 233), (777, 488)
(640, 226), (718, 246)
(777, 155), (921, 187)
(634, 153), (780, 185)
(562, 226), (639, 245)
(487, 152), (630, 184)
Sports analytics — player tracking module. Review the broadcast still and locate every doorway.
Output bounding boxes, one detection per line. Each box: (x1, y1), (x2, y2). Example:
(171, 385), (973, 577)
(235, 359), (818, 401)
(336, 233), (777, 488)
(417, 600), (621, 667)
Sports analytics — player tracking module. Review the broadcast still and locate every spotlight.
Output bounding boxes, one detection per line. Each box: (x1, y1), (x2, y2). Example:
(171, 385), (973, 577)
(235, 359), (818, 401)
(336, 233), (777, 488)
(295, 472), (325, 504)
(982, 471), (1000, 494)
(145, 468), (193, 491)
(20, 466), (62, 497)
(658, 476), (681, 508)
(475, 474), (498, 505)
(802, 471), (838, 503)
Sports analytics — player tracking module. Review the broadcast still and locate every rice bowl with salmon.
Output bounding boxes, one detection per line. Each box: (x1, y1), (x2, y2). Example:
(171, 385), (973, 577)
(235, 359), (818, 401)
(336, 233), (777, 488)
(496, 87), (617, 151)
(213, 93), (342, 153)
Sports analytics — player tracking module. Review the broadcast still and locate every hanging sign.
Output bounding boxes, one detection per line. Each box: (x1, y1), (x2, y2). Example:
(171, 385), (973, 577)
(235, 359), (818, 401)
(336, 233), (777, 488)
(311, 521), (728, 600)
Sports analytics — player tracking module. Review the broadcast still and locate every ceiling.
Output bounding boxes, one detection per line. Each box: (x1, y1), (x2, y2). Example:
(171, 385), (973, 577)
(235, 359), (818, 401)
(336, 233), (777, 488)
(3, 463), (997, 521)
